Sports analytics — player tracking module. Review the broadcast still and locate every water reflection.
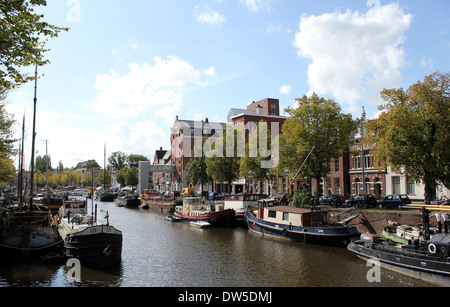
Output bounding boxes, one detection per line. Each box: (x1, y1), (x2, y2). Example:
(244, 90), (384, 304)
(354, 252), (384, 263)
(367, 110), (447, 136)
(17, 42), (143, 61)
(0, 199), (434, 287)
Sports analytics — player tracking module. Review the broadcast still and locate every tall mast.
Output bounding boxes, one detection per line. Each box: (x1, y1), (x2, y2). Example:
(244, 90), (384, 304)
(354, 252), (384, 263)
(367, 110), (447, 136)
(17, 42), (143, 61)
(18, 114), (25, 206)
(29, 65), (38, 207)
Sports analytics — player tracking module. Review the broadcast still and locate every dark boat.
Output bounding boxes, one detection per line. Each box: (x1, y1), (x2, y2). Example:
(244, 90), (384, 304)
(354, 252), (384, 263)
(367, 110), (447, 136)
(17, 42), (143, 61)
(347, 208), (450, 286)
(245, 199), (358, 245)
(58, 201), (122, 268)
(115, 196), (140, 208)
(174, 197), (235, 226)
(0, 204), (62, 260)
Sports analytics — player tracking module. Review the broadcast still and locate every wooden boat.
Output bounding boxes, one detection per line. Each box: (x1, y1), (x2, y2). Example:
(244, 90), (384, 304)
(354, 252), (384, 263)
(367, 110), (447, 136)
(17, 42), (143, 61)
(224, 193), (267, 222)
(245, 199), (358, 245)
(141, 197), (182, 213)
(0, 204), (62, 259)
(58, 201), (122, 268)
(348, 233), (450, 287)
(190, 221), (211, 228)
(174, 197), (235, 226)
(166, 215), (181, 222)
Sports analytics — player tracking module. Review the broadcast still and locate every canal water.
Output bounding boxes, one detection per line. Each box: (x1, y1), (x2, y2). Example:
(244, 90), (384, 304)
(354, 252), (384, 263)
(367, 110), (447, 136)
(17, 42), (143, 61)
(0, 198), (433, 287)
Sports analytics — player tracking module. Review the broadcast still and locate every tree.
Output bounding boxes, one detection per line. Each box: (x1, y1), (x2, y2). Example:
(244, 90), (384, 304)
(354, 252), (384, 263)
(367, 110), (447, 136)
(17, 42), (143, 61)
(98, 169), (111, 186)
(35, 154), (51, 173)
(365, 72), (450, 204)
(0, 0), (69, 89)
(205, 129), (241, 194)
(108, 151), (128, 170)
(239, 121), (274, 191)
(185, 137), (210, 191)
(128, 154), (149, 164)
(0, 89), (16, 186)
(280, 93), (357, 202)
(75, 159), (101, 170)
(125, 167), (138, 187)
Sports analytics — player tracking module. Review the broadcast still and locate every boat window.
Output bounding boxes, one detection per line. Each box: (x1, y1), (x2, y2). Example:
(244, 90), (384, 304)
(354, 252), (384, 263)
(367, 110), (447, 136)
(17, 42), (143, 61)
(283, 212), (289, 221)
(268, 210), (276, 218)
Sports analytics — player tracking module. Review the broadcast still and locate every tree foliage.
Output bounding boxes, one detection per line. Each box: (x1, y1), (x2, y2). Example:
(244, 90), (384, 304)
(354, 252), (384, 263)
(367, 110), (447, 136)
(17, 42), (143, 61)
(365, 72), (450, 203)
(205, 129), (241, 194)
(107, 151), (128, 170)
(280, 93), (357, 198)
(0, 0), (69, 89)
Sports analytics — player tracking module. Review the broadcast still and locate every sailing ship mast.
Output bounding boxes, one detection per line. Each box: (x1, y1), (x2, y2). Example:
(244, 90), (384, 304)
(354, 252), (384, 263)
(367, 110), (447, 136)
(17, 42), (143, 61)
(29, 65), (38, 207)
(18, 114), (25, 206)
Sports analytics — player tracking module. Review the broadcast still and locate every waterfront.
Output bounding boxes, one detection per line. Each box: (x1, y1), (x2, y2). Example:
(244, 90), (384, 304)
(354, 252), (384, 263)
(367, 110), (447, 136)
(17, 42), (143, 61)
(0, 198), (433, 287)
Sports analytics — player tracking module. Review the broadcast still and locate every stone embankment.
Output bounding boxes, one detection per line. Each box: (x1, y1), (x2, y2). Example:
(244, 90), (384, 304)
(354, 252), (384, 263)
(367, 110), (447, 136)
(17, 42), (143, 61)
(326, 206), (440, 235)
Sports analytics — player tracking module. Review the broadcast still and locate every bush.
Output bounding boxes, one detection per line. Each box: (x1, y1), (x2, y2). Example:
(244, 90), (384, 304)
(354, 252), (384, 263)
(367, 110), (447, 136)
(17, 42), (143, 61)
(289, 189), (314, 209)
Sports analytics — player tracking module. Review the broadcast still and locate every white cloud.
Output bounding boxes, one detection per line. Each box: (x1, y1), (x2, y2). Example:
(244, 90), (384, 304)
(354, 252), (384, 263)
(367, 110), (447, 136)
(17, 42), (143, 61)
(240, 0), (272, 12)
(420, 55), (433, 69)
(293, 3), (412, 113)
(204, 66), (217, 77)
(279, 85), (291, 95)
(194, 6), (225, 25)
(87, 56), (202, 120)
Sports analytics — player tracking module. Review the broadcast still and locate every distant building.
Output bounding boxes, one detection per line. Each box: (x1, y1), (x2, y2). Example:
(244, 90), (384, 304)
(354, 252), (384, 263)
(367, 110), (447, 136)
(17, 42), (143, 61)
(152, 147), (172, 192)
(170, 116), (226, 190)
(226, 98), (286, 195)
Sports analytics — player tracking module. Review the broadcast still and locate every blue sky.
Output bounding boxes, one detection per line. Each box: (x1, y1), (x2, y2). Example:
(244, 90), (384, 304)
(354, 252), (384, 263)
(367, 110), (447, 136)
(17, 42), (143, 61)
(5, 0), (450, 169)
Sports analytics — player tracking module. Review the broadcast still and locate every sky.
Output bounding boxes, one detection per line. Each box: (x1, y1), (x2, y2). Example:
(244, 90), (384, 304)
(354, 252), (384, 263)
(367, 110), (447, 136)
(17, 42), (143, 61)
(4, 0), (450, 169)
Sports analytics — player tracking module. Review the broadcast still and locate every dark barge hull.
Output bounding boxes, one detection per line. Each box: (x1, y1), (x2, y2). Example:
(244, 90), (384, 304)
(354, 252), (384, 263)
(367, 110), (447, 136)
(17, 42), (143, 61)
(174, 209), (235, 226)
(246, 210), (358, 245)
(141, 199), (182, 213)
(64, 225), (123, 268)
(347, 240), (450, 287)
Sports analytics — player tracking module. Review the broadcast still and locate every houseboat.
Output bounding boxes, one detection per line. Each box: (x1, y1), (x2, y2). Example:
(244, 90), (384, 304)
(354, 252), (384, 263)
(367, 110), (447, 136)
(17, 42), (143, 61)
(58, 202), (122, 268)
(139, 189), (182, 212)
(224, 193), (267, 222)
(174, 197), (235, 226)
(245, 199), (358, 245)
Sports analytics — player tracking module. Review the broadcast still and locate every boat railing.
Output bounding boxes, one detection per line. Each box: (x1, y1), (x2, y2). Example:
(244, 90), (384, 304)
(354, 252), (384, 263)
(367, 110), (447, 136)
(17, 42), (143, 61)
(373, 242), (444, 261)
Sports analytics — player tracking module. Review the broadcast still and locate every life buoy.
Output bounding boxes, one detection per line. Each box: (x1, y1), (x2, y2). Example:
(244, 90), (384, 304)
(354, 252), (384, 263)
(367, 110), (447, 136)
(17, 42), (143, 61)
(428, 243), (437, 254)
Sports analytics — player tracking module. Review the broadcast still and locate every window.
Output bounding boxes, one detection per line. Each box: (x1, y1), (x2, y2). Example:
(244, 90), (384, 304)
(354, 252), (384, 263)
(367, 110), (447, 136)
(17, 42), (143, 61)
(353, 154), (361, 169)
(355, 178), (362, 194)
(283, 212), (289, 221)
(271, 104), (276, 111)
(407, 179), (416, 195)
(364, 150), (371, 168)
(268, 210), (277, 218)
(364, 178), (371, 195)
(334, 178), (341, 194)
(392, 177), (401, 194)
(334, 158), (340, 173)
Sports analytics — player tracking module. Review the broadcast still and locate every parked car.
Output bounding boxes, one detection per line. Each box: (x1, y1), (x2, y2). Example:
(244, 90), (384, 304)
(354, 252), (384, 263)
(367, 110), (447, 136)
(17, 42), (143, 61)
(347, 194), (377, 208)
(208, 192), (224, 200)
(318, 194), (346, 207)
(377, 194), (411, 209)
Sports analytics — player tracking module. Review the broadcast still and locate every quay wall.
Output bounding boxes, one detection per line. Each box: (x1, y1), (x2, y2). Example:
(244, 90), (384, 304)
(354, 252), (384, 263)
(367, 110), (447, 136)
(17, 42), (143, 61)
(326, 208), (440, 235)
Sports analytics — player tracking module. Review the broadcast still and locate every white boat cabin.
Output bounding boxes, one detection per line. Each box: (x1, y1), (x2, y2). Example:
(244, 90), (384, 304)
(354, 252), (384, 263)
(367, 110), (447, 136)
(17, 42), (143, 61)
(224, 194), (267, 212)
(257, 200), (326, 227)
(59, 200), (87, 218)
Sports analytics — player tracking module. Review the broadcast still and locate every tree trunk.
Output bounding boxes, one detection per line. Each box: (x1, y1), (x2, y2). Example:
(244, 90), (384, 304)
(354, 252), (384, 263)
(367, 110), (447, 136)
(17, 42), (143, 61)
(424, 170), (436, 204)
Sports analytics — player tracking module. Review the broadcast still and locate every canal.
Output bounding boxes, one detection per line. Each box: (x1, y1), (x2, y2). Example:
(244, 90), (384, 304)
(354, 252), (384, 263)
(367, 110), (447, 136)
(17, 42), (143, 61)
(0, 198), (433, 287)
